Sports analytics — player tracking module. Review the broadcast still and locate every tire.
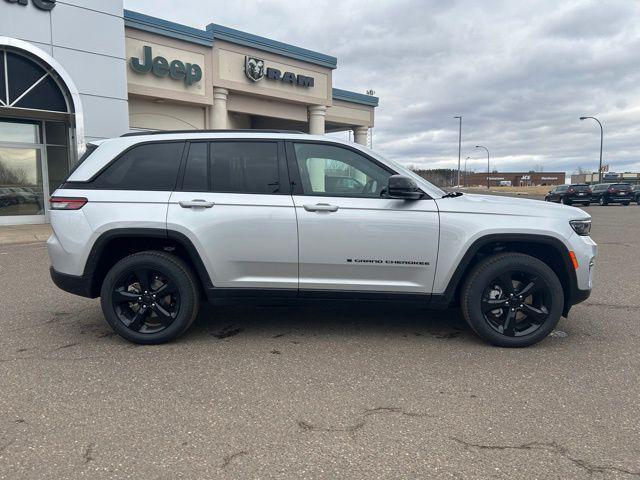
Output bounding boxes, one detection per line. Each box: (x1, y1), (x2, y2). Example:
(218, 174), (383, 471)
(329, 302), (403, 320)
(599, 196), (607, 206)
(544, 197), (550, 202)
(584, 203), (590, 207)
(460, 253), (564, 348)
(623, 202), (629, 206)
(562, 196), (571, 205)
(100, 251), (200, 344)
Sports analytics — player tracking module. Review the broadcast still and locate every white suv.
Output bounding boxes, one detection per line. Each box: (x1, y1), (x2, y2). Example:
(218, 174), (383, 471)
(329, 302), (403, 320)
(48, 130), (597, 347)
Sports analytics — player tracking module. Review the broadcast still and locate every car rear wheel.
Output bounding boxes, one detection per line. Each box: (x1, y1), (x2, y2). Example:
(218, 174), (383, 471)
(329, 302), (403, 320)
(599, 197), (607, 206)
(100, 251), (200, 344)
(584, 202), (590, 207)
(623, 202), (630, 206)
(460, 253), (564, 347)
(562, 197), (571, 205)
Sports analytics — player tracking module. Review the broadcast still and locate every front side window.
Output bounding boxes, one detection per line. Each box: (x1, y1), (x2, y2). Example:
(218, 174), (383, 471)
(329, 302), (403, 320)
(210, 142), (279, 194)
(293, 143), (392, 197)
(92, 142), (184, 191)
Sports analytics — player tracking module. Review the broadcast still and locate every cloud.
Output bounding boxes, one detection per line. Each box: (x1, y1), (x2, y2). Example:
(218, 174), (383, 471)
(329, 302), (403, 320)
(125, 0), (640, 174)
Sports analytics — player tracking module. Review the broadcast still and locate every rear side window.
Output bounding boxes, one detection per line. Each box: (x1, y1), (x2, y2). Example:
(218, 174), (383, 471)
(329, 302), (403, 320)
(182, 143), (208, 192)
(92, 142), (184, 191)
(210, 142), (279, 194)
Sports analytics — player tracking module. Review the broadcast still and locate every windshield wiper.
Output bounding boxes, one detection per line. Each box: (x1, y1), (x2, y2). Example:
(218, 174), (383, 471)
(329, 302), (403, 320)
(441, 191), (464, 198)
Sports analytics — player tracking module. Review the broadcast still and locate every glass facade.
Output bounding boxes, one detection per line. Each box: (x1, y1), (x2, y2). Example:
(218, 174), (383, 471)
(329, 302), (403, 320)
(0, 47), (73, 224)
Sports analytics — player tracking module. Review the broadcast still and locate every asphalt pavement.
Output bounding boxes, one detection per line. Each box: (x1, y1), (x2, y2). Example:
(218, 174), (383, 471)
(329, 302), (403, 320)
(0, 204), (639, 479)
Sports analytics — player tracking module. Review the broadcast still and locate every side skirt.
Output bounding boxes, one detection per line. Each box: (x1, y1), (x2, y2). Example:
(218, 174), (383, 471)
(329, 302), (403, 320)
(205, 288), (432, 307)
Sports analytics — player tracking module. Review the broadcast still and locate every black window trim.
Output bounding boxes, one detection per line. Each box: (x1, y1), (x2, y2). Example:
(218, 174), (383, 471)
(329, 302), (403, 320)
(178, 138), (289, 195)
(284, 140), (431, 199)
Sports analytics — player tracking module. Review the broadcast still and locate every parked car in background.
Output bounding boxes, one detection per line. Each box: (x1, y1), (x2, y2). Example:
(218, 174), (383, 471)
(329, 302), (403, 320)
(545, 184), (592, 206)
(632, 185), (640, 205)
(590, 183), (633, 206)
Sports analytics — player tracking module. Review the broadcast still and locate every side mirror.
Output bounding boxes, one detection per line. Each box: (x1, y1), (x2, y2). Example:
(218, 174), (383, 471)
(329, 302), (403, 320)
(387, 175), (423, 200)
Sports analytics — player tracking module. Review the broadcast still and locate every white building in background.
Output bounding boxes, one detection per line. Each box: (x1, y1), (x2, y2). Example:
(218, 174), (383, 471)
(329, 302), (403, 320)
(0, 0), (378, 225)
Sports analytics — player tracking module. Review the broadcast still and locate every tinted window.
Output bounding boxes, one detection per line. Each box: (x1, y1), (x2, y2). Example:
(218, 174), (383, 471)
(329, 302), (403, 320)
(93, 142), (184, 191)
(572, 185), (590, 191)
(182, 142), (208, 192)
(293, 143), (392, 197)
(612, 184), (631, 190)
(210, 142), (279, 194)
(556, 186), (568, 192)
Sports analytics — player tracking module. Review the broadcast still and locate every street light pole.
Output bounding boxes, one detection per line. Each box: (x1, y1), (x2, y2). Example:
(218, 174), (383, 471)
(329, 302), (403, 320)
(475, 145), (490, 189)
(579, 116), (604, 182)
(464, 156), (471, 187)
(454, 116), (462, 188)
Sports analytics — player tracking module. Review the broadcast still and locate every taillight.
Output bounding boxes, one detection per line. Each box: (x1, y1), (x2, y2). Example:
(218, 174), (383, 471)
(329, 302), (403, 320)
(608, 188), (615, 193)
(568, 187), (574, 193)
(49, 196), (88, 210)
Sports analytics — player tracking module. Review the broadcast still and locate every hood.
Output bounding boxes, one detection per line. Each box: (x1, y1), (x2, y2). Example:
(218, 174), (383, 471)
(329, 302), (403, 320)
(435, 193), (590, 220)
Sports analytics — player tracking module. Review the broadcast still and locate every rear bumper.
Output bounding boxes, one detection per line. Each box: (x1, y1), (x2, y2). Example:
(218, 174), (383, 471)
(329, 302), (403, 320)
(50, 267), (93, 298)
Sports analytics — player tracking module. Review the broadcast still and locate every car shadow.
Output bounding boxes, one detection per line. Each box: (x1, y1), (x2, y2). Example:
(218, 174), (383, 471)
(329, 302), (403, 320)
(184, 301), (474, 344)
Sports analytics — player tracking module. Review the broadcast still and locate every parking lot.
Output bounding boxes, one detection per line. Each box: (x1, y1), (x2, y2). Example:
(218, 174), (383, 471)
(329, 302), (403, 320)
(0, 203), (639, 479)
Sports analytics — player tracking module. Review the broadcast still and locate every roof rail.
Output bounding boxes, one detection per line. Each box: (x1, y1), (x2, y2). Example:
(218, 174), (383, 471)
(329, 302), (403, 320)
(121, 129), (306, 137)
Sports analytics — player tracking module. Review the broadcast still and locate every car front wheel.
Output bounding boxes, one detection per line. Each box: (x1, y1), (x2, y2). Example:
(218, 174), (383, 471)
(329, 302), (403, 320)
(460, 253), (564, 347)
(599, 197), (607, 206)
(100, 251), (200, 344)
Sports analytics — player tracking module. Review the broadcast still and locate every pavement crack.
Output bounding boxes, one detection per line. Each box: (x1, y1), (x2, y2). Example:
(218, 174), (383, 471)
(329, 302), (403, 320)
(221, 450), (248, 469)
(82, 442), (95, 463)
(298, 406), (430, 436)
(451, 437), (640, 477)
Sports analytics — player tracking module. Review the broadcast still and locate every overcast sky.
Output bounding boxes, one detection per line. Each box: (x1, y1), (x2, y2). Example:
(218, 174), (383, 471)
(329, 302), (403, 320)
(126, 0), (640, 174)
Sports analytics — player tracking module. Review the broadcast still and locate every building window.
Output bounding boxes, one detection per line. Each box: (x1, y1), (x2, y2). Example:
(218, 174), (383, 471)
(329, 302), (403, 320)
(0, 48), (70, 113)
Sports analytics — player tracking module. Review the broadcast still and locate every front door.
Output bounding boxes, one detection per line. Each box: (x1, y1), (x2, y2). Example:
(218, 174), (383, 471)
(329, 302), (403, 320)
(287, 141), (439, 294)
(167, 140), (298, 290)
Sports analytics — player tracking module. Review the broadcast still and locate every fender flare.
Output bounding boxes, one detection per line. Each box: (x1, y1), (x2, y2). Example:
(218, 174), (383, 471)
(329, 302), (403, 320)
(83, 228), (213, 297)
(430, 233), (578, 314)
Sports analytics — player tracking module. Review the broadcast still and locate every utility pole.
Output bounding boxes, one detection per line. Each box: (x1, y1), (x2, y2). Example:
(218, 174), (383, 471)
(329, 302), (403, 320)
(475, 145), (490, 189)
(454, 116), (462, 187)
(579, 116), (604, 182)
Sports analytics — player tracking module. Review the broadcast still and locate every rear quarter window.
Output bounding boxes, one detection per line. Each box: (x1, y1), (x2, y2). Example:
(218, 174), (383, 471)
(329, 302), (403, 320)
(92, 142), (185, 191)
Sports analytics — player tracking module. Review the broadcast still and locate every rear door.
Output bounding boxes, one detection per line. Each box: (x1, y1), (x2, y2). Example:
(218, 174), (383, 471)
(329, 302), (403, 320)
(287, 141), (439, 294)
(167, 140), (298, 290)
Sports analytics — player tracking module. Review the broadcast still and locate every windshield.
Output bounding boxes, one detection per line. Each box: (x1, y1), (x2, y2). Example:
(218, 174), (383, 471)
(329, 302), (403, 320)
(361, 146), (446, 198)
(612, 184), (631, 190)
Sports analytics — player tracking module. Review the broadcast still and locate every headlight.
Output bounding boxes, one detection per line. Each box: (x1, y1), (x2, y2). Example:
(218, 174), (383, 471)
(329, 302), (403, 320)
(570, 219), (591, 236)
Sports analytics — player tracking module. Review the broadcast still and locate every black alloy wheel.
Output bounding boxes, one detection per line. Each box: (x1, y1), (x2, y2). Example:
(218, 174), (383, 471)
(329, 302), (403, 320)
(599, 196), (607, 206)
(100, 251), (200, 344)
(111, 268), (180, 334)
(461, 253), (564, 347)
(480, 271), (551, 337)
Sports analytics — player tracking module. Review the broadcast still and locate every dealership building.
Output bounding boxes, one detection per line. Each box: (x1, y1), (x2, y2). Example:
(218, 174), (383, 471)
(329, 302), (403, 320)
(463, 172), (566, 187)
(0, 0), (378, 225)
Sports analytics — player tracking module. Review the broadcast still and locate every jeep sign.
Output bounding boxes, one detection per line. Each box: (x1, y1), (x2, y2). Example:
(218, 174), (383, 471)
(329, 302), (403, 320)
(130, 46), (202, 86)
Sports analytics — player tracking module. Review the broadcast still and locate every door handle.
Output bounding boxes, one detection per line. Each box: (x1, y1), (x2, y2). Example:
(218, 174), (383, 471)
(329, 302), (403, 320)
(179, 199), (215, 208)
(303, 203), (339, 212)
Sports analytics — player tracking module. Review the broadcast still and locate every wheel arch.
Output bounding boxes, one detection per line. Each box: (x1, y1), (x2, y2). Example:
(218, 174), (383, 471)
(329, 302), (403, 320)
(83, 228), (213, 298)
(431, 233), (578, 316)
